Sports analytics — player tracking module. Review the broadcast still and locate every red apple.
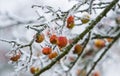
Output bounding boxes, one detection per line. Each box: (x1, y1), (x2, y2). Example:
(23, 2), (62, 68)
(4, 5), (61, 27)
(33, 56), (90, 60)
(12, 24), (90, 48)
(50, 34), (58, 44)
(48, 51), (58, 59)
(42, 47), (52, 55)
(10, 52), (21, 62)
(30, 66), (40, 74)
(57, 36), (68, 48)
(92, 71), (100, 76)
(67, 15), (75, 29)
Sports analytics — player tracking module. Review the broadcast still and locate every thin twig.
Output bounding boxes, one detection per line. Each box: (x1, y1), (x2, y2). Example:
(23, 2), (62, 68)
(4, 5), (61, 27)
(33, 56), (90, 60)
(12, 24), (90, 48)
(88, 0), (95, 14)
(0, 39), (21, 46)
(93, 2), (110, 6)
(92, 36), (115, 39)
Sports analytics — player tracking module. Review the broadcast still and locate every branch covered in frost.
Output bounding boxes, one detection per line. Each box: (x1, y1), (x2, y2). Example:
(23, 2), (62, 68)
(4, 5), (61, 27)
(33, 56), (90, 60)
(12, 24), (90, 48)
(0, 39), (21, 47)
(34, 0), (119, 76)
(67, 32), (91, 72)
(86, 32), (120, 76)
(0, 38), (34, 63)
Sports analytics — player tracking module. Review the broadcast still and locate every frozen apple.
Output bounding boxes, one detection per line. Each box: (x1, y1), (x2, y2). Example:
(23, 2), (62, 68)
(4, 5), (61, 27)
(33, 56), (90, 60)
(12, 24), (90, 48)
(35, 33), (44, 43)
(10, 52), (21, 62)
(76, 69), (86, 76)
(66, 15), (75, 29)
(50, 34), (58, 44)
(48, 51), (58, 59)
(106, 38), (113, 42)
(30, 66), (40, 74)
(57, 36), (68, 48)
(73, 44), (83, 54)
(94, 39), (105, 48)
(81, 12), (90, 24)
(92, 71), (100, 76)
(42, 47), (52, 55)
